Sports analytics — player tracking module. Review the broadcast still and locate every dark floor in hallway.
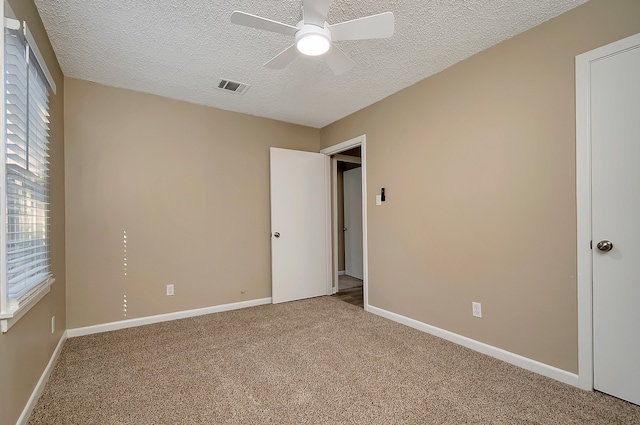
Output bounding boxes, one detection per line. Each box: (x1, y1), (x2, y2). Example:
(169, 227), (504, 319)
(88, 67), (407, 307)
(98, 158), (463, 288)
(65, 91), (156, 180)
(332, 274), (363, 308)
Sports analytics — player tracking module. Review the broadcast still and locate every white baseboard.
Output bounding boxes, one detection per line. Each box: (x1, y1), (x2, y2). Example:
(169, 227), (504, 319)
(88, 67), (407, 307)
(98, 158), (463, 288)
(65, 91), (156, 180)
(367, 305), (580, 388)
(67, 297), (272, 338)
(338, 270), (346, 276)
(17, 330), (68, 425)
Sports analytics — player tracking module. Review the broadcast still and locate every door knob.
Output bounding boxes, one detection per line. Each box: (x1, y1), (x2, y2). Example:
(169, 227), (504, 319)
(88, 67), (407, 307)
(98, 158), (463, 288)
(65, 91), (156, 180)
(274, 232), (280, 238)
(596, 240), (613, 252)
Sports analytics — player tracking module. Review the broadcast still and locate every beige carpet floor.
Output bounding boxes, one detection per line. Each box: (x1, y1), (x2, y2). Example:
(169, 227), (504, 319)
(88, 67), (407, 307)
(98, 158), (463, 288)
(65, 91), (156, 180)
(29, 297), (640, 424)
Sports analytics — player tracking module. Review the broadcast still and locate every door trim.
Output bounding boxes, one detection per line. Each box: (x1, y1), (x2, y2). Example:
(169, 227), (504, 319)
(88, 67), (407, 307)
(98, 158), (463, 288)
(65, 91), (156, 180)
(321, 135), (369, 310)
(576, 32), (640, 392)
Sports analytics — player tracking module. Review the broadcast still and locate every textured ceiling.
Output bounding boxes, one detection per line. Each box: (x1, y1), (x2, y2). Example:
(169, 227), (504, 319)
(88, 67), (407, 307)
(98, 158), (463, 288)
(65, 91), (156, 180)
(34, 0), (588, 128)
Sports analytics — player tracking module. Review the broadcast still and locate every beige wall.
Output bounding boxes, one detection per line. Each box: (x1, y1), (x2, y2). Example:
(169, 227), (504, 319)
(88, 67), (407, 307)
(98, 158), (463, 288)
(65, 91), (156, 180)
(320, 0), (640, 373)
(64, 78), (319, 328)
(0, 1), (65, 424)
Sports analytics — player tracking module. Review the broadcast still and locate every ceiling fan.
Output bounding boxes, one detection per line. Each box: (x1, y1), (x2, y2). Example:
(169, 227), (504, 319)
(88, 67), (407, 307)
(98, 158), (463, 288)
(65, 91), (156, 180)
(230, 0), (395, 75)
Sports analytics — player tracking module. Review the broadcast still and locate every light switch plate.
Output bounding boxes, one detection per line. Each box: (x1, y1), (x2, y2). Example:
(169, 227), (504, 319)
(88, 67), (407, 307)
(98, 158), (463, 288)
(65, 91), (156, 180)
(375, 195), (382, 206)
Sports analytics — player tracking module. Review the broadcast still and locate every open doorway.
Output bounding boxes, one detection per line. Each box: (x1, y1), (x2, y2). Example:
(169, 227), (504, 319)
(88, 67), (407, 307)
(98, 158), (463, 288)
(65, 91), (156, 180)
(320, 135), (368, 310)
(335, 150), (363, 307)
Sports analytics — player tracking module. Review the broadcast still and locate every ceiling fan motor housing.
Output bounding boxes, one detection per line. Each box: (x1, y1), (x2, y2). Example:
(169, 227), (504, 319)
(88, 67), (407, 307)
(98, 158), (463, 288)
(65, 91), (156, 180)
(295, 21), (332, 56)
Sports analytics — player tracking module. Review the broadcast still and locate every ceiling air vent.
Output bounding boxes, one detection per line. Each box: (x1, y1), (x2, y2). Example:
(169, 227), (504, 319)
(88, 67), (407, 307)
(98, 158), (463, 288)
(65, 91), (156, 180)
(217, 79), (250, 94)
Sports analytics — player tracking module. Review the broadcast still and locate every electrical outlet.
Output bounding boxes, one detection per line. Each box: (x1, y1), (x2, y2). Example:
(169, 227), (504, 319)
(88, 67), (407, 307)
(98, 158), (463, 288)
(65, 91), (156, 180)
(472, 302), (482, 318)
(51, 316), (55, 334)
(166, 284), (174, 296)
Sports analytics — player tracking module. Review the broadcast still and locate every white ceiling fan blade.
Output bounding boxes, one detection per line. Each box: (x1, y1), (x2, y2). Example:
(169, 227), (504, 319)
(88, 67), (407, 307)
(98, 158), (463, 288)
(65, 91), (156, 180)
(323, 45), (355, 75)
(264, 44), (299, 69)
(303, 0), (332, 28)
(328, 12), (395, 41)
(231, 11), (299, 37)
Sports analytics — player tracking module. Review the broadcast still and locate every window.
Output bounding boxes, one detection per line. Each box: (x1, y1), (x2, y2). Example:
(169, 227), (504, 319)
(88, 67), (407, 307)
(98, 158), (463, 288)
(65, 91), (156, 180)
(1, 18), (56, 332)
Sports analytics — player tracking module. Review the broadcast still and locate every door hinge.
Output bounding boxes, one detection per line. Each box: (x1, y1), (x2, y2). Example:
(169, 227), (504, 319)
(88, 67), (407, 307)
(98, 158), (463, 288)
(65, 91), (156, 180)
(590, 240), (593, 249)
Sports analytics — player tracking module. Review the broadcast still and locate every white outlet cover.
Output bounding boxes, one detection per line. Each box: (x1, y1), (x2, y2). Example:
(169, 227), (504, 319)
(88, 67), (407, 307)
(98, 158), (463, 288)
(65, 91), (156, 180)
(166, 284), (174, 296)
(472, 302), (482, 318)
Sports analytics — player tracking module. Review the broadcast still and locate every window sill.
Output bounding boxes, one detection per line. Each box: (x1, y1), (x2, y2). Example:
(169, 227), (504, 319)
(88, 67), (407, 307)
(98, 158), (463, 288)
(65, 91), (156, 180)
(1, 278), (55, 333)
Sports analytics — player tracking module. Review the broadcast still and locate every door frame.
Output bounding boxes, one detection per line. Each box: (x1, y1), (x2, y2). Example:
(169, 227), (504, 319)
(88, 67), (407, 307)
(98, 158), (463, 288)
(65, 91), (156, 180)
(575, 32), (640, 392)
(320, 135), (369, 310)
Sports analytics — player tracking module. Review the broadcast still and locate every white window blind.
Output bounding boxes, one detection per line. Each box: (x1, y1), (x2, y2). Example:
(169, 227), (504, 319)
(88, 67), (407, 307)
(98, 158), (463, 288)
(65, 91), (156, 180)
(1, 22), (53, 327)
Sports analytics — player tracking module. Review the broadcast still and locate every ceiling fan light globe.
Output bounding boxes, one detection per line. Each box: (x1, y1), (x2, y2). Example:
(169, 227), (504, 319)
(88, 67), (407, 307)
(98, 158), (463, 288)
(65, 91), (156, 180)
(296, 33), (330, 56)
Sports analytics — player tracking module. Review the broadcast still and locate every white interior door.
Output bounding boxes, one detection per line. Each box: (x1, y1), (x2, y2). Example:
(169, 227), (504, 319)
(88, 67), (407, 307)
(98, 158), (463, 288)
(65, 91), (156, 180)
(591, 41), (640, 405)
(344, 167), (363, 280)
(270, 147), (331, 304)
